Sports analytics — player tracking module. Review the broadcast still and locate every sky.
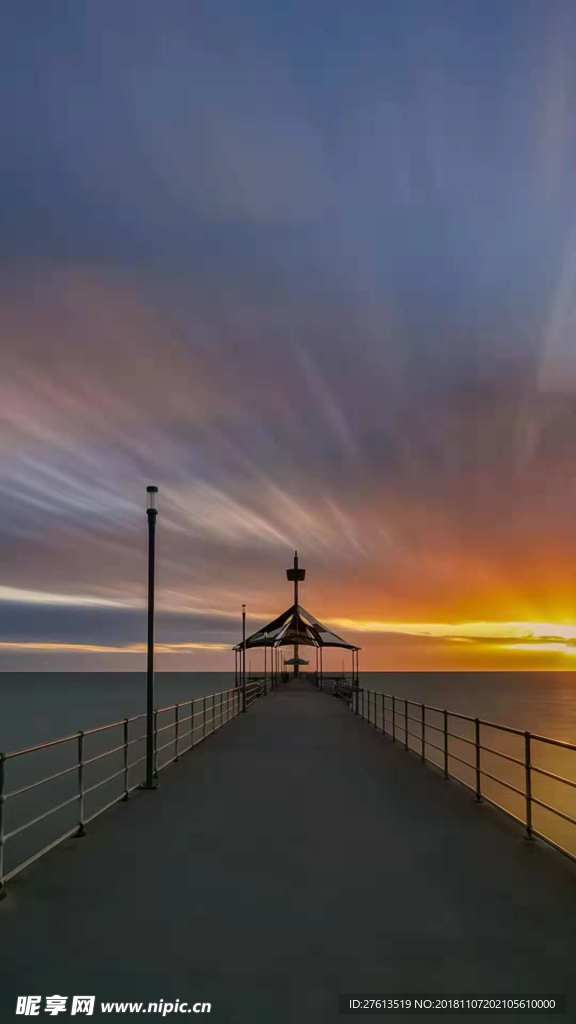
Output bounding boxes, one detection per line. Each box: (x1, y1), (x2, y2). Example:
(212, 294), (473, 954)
(2, 0), (576, 671)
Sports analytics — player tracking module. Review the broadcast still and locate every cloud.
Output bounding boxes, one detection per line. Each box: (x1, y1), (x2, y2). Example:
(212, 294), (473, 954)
(3, 3), (576, 670)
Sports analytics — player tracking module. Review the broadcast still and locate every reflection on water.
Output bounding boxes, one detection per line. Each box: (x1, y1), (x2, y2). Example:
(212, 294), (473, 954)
(364, 671), (576, 741)
(360, 676), (576, 861)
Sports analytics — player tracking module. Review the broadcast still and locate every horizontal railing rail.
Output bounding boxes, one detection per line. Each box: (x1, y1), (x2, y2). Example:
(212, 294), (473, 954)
(328, 684), (576, 863)
(0, 680), (265, 895)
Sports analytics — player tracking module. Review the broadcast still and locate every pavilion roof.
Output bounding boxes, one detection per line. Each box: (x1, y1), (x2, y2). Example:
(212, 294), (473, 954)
(233, 603), (359, 651)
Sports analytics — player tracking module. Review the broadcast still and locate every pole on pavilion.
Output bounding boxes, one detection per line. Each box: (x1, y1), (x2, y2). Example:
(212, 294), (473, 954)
(286, 551), (305, 677)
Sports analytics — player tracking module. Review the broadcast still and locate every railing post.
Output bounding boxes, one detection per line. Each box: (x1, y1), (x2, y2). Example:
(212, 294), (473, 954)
(123, 718), (129, 799)
(153, 710), (159, 778)
(404, 701), (408, 751)
(0, 753), (6, 900)
(220, 693), (223, 728)
(474, 719), (482, 802)
(524, 731), (533, 840)
(203, 696), (207, 739)
(190, 700), (195, 746)
(77, 731), (86, 837)
(392, 695), (396, 742)
(443, 710), (448, 779)
(174, 705), (179, 763)
(421, 704), (426, 761)
(380, 693), (384, 733)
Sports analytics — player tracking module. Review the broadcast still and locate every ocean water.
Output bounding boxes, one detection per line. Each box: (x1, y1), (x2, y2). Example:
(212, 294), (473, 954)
(365, 671), (576, 742)
(0, 672), (234, 751)
(1, 671), (575, 751)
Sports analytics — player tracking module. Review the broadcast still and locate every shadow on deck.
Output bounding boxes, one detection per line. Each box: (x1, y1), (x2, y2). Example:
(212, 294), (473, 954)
(1, 681), (574, 1022)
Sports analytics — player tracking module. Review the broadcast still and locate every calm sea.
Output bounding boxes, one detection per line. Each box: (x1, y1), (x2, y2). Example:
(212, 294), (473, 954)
(1, 670), (575, 751)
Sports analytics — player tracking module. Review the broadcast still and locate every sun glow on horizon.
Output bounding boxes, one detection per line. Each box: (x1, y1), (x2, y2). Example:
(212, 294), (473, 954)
(3, 618), (576, 664)
(326, 617), (576, 642)
(496, 642), (576, 657)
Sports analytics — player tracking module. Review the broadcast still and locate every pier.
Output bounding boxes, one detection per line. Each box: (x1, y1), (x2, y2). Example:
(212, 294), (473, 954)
(1, 678), (575, 1022)
(1, 553), (575, 1021)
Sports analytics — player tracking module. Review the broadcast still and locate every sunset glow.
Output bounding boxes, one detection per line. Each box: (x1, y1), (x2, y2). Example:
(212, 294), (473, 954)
(2, 3), (576, 673)
(2, 614), (576, 670)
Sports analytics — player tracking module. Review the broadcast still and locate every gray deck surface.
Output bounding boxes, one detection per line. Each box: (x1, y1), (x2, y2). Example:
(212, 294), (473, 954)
(1, 683), (575, 1023)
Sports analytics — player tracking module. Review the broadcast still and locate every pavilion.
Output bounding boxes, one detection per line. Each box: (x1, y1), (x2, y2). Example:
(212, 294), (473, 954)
(233, 553), (361, 687)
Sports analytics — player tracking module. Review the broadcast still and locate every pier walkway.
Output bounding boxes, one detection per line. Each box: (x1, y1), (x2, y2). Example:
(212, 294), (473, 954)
(1, 682), (575, 1022)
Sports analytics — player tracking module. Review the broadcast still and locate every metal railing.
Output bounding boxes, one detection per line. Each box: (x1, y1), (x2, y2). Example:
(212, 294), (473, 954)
(347, 686), (576, 862)
(0, 681), (265, 895)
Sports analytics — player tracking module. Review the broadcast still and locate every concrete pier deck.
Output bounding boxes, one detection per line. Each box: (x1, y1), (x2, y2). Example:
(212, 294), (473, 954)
(1, 683), (575, 1022)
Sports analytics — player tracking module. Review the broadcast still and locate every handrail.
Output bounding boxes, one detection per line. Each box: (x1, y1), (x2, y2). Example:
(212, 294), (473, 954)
(0, 679), (267, 895)
(322, 681), (576, 863)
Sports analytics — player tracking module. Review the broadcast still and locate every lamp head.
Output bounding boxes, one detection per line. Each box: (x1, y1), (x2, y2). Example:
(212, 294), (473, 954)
(146, 485), (158, 511)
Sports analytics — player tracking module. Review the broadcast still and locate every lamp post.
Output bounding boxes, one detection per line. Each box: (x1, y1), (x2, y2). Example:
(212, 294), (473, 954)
(144, 485), (158, 789)
(242, 603), (247, 712)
